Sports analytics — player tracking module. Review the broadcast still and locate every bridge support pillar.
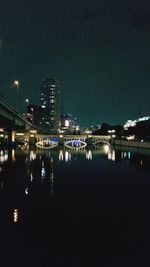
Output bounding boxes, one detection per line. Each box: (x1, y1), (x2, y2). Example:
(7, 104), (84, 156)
(29, 130), (37, 146)
(86, 136), (93, 145)
(29, 136), (36, 146)
(58, 135), (64, 145)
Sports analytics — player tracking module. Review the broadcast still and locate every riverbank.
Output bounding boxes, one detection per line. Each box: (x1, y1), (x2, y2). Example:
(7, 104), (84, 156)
(114, 140), (150, 149)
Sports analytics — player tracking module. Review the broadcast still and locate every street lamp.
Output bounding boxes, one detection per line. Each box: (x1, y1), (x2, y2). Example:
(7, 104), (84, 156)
(25, 98), (29, 105)
(31, 107), (34, 125)
(25, 98), (29, 112)
(14, 80), (19, 112)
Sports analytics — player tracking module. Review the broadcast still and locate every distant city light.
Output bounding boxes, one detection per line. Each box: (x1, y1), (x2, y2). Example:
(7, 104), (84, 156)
(124, 116), (150, 129)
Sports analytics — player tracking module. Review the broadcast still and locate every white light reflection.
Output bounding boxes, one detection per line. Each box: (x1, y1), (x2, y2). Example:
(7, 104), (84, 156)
(0, 150), (8, 163)
(121, 152), (128, 160)
(13, 209), (19, 223)
(12, 149), (15, 161)
(41, 161), (46, 179)
(30, 173), (33, 182)
(108, 151), (112, 160)
(112, 150), (115, 161)
(59, 150), (64, 161)
(25, 187), (28, 195)
(86, 150), (92, 160)
(108, 150), (116, 161)
(50, 170), (54, 195)
(103, 144), (110, 154)
(49, 157), (55, 195)
(65, 151), (71, 162)
(30, 151), (36, 161)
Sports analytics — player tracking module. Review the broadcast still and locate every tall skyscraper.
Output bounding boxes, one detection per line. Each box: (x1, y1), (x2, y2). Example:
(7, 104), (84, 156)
(40, 78), (60, 133)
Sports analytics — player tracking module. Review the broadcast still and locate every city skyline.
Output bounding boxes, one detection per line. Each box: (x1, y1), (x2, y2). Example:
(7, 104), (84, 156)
(0, 0), (150, 125)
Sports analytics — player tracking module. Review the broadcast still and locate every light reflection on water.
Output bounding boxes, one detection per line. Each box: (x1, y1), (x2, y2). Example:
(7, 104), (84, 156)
(0, 144), (150, 174)
(0, 144), (150, 265)
(0, 149), (8, 163)
(86, 150), (92, 160)
(0, 144), (150, 224)
(30, 150), (36, 161)
(13, 209), (19, 223)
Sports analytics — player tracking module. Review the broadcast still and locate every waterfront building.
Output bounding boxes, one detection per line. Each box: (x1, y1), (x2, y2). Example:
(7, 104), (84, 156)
(40, 78), (61, 133)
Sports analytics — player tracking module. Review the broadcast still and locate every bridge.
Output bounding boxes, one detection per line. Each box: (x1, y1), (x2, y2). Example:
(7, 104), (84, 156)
(91, 135), (111, 145)
(16, 133), (112, 148)
(0, 98), (33, 143)
(35, 134), (111, 143)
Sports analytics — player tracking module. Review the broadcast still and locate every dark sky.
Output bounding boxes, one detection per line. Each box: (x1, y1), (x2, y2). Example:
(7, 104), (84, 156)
(0, 0), (150, 126)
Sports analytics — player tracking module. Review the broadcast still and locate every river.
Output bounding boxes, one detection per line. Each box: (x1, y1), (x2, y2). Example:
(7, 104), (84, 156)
(0, 144), (150, 266)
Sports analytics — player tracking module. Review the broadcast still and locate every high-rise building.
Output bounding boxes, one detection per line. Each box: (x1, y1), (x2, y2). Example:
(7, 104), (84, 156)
(40, 78), (60, 133)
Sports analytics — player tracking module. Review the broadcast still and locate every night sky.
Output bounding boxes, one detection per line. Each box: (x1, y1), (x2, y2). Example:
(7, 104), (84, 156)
(0, 0), (150, 126)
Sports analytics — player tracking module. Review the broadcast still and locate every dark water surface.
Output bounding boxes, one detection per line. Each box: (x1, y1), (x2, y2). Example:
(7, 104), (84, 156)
(0, 145), (150, 266)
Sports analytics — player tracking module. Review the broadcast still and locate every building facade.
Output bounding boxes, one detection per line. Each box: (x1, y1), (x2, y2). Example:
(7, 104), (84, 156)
(40, 78), (60, 133)
(60, 114), (76, 133)
(26, 105), (43, 128)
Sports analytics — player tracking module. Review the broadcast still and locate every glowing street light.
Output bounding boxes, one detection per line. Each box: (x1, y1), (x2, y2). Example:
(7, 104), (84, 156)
(25, 98), (29, 105)
(31, 107), (34, 125)
(25, 98), (29, 112)
(14, 80), (19, 112)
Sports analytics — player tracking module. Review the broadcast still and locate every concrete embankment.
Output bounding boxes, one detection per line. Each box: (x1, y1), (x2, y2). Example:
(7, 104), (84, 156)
(114, 140), (150, 149)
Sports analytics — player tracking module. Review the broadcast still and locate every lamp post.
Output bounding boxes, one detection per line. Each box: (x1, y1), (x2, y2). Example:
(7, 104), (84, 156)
(25, 98), (29, 112)
(31, 107), (34, 125)
(25, 98), (29, 105)
(14, 80), (19, 112)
